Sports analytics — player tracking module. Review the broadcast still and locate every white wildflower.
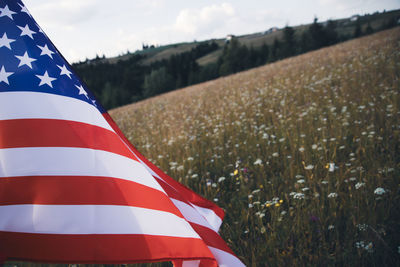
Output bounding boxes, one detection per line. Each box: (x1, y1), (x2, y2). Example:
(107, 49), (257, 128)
(374, 187), (386, 195)
(328, 192), (338, 198)
(218, 176), (226, 183)
(254, 158), (263, 165)
(355, 182), (365, 189)
(297, 179), (305, 184)
(304, 164), (314, 170)
(293, 193), (305, 199)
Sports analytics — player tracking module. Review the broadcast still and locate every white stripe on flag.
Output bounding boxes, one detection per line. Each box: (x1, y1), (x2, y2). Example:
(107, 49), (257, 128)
(171, 199), (216, 232)
(0, 147), (163, 192)
(193, 204), (223, 231)
(208, 246), (245, 267)
(0, 204), (200, 238)
(0, 91), (113, 131)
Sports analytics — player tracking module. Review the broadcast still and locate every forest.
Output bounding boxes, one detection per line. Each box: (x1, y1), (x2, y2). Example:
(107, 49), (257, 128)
(72, 12), (399, 110)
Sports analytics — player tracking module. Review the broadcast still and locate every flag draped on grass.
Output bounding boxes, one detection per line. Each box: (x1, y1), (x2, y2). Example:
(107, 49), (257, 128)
(0, 1), (245, 266)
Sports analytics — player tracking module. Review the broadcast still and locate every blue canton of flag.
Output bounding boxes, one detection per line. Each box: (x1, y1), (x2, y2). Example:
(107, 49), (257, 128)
(0, 0), (104, 113)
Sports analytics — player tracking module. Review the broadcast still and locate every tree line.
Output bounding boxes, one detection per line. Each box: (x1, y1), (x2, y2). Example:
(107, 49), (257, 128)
(72, 14), (399, 110)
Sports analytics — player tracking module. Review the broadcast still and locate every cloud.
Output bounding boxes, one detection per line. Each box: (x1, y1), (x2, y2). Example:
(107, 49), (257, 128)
(25, 0), (98, 29)
(174, 3), (235, 36)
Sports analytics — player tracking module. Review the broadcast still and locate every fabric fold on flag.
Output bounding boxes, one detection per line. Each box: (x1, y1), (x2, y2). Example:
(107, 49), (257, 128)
(0, 0), (245, 266)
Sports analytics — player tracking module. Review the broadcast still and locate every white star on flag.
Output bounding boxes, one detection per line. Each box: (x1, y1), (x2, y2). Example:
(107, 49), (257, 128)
(36, 71), (56, 88)
(0, 65), (13, 85)
(18, 24), (36, 39)
(0, 33), (15, 49)
(0, 5), (16, 19)
(57, 64), (72, 79)
(18, 3), (31, 16)
(15, 51), (36, 69)
(75, 84), (89, 98)
(38, 44), (54, 59)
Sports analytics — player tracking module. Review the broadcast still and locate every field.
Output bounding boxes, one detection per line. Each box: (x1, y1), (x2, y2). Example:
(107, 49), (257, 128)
(110, 27), (400, 266)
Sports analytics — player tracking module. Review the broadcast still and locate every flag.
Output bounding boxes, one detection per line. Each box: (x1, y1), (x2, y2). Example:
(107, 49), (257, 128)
(0, 1), (245, 266)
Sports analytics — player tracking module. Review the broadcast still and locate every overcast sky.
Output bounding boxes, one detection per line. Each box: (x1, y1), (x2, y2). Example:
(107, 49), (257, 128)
(22, 0), (400, 63)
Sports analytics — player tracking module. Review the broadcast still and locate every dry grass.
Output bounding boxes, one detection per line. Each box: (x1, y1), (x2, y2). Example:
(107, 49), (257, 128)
(110, 27), (400, 266)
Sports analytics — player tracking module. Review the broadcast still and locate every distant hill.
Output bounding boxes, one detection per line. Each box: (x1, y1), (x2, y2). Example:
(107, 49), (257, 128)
(93, 9), (400, 66)
(72, 9), (400, 110)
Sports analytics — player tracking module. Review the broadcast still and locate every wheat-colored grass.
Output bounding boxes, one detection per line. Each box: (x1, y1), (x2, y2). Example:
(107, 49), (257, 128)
(110, 27), (400, 266)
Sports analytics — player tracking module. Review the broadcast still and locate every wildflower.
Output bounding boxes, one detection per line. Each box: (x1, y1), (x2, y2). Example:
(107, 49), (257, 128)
(304, 164), (314, 170)
(254, 159), (262, 165)
(275, 203), (280, 207)
(302, 187), (310, 192)
(213, 198), (218, 202)
(293, 193), (305, 199)
(272, 152), (279, 158)
(266, 203), (271, 207)
(211, 183), (217, 188)
(374, 187), (386, 195)
(248, 203), (253, 208)
(187, 157), (194, 161)
(297, 179), (305, 184)
(177, 165), (184, 171)
(312, 144), (317, 150)
(328, 192), (338, 198)
(252, 189), (261, 194)
(191, 174), (199, 179)
(349, 177), (357, 181)
(281, 210), (287, 215)
(279, 199), (283, 204)
(355, 182), (365, 189)
(233, 169), (239, 176)
(299, 147), (305, 152)
(326, 163), (335, 172)
(314, 193), (320, 198)
(218, 176), (226, 183)
(248, 194), (253, 199)
(260, 226), (266, 234)
(321, 180), (329, 185)
(328, 225), (335, 230)
(357, 224), (368, 231)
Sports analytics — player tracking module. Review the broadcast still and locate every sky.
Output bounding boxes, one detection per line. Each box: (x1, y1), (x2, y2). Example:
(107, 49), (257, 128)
(21, 0), (400, 63)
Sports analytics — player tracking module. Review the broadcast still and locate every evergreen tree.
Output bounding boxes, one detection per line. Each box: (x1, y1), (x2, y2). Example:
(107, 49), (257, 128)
(282, 26), (296, 57)
(143, 67), (174, 98)
(354, 19), (362, 38)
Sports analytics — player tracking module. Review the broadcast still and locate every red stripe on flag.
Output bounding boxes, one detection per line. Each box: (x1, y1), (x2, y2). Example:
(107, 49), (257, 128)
(0, 176), (182, 217)
(189, 223), (234, 255)
(102, 113), (225, 221)
(0, 232), (214, 264)
(0, 119), (136, 160)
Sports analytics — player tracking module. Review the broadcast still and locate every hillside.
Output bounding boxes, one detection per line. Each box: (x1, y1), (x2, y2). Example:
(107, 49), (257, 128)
(73, 9), (400, 111)
(110, 28), (400, 266)
(104, 9), (400, 66)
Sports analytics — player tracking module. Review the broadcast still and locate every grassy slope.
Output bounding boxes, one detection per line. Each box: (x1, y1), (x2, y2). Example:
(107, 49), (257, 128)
(111, 27), (400, 266)
(100, 10), (400, 68)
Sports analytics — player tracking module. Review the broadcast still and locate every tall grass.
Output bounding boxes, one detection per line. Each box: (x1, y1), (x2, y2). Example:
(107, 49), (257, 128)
(110, 28), (400, 266)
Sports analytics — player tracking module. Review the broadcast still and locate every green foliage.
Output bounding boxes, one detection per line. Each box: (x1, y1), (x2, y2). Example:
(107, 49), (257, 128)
(143, 67), (174, 98)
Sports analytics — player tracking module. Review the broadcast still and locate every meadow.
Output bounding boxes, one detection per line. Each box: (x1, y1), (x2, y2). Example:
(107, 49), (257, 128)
(110, 27), (400, 266)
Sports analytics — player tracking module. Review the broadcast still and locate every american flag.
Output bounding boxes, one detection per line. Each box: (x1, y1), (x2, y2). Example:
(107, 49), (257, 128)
(0, 1), (245, 266)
